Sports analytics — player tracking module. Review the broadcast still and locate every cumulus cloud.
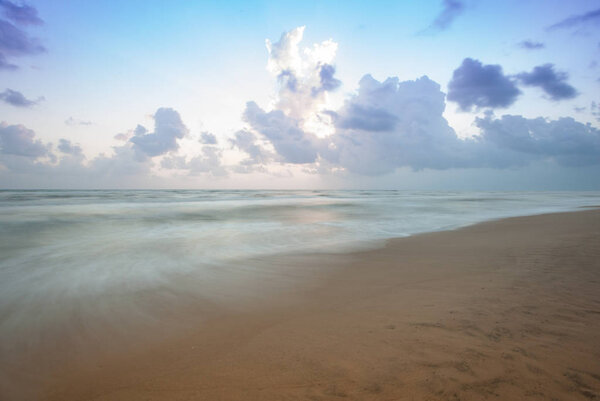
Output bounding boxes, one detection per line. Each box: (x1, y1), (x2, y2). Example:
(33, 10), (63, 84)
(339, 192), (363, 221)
(130, 108), (188, 159)
(516, 64), (578, 101)
(199, 131), (217, 144)
(422, 0), (465, 33)
(547, 8), (600, 31)
(265, 26), (340, 123)
(476, 114), (600, 167)
(229, 129), (273, 168)
(0, 122), (49, 158)
(518, 40), (545, 50)
(2, 26), (599, 188)
(57, 138), (82, 156)
(161, 146), (226, 176)
(240, 28), (600, 177)
(0, 88), (41, 107)
(447, 58), (521, 111)
(0, 1), (45, 70)
(316, 64), (341, 93)
(243, 101), (318, 164)
(321, 74), (469, 174)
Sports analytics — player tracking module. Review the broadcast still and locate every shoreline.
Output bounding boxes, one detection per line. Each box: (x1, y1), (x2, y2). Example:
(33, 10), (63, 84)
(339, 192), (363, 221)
(4, 208), (600, 400)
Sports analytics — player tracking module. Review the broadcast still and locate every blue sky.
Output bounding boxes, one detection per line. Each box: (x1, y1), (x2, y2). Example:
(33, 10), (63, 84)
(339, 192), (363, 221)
(1, 0), (599, 189)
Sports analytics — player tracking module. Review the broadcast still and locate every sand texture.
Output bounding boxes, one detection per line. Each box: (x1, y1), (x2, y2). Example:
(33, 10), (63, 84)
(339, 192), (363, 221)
(8, 209), (600, 400)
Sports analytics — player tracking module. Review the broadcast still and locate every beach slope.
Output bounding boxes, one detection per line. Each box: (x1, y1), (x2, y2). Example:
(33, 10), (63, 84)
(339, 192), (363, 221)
(41, 209), (600, 400)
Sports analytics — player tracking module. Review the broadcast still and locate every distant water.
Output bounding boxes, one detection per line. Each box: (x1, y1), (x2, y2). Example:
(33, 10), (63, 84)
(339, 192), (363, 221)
(1, 190), (599, 295)
(1, 190), (599, 353)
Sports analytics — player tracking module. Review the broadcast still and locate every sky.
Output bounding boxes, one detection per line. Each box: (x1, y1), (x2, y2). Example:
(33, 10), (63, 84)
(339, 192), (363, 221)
(1, 0), (599, 189)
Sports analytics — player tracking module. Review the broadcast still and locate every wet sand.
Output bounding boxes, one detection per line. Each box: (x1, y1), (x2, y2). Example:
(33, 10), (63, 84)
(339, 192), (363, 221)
(9, 209), (600, 400)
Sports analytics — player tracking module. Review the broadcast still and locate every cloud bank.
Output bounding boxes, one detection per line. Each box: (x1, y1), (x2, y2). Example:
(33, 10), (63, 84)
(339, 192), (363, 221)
(1, 26), (599, 189)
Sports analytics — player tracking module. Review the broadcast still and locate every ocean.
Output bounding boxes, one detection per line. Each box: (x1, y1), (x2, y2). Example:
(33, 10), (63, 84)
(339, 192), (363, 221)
(1, 190), (599, 358)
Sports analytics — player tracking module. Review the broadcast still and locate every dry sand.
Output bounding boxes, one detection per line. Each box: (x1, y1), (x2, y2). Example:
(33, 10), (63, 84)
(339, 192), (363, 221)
(10, 209), (600, 400)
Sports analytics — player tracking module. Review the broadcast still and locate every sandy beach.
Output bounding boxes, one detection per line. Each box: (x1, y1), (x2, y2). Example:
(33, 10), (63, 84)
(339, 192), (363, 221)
(7, 209), (600, 400)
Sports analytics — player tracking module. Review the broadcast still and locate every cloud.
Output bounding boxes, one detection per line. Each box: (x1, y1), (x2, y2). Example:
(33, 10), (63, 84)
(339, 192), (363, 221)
(243, 101), (318, 164)
(2, 26), (600, 189)
(476, 114), (600, 167)
(321, 74), (471, 174)
(130, 108), (188, 159)
(516, 64), (578, 101)
(199, 131), (217, 144)
(0, 88), (41, 107)
(0, 53), (16, 70)
(65, 117), (92, 126)
(0, 0), (42, 26)
(547, 7), (600, 31)
(0, 19), (45, 67)
(229, 129), (273, 168)
(423, 0), (465, 33)
(161, 146), (227, 176)
(447, 58), (521, 111)
(317, 64), (341, 92)
(0, 122), (49, 158)
(592, 101), (600, 122)
(518, 40), (545, 50)
(0, 1), (45, 70)
(265, 26), (340, 122)
(57, 138), (83, 156)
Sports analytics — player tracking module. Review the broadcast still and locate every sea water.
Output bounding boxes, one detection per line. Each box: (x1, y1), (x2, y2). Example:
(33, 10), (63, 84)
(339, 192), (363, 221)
(0, 190), (599, 356)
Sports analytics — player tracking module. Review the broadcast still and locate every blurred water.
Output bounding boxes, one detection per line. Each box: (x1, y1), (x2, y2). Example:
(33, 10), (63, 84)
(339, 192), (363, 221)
(0, 190), (599, 359)
(1, 190), (599, 297)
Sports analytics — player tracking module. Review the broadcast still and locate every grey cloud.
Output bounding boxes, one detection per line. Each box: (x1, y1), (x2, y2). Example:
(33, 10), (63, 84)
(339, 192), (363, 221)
(476, 114), (600, 166)
(334, 103), (398, 132)
(0, 1), (45, 70)
(447, 58), (521, 111)
(516, 64), (577, 101)
(161, 146), (226, 176)
(425, 0), (465, 32)
(322, 75), (467, 174)
(278, 69), (298, 92)
(130, 108), (188, 159)
(0, 0), (42, 26)
(200, 131), (217, 144)
(519, 40), (545, 50)
(57, 138), (83, 156)
(0, 19), (45, 59)
(229, 129), (273, 167)
(188, 146), (227, 176)
(0, 122), (49, 158)
(0, 88), (40, 107)
(243, 101), (318, 164)
(547, 8), (600, 31)
(317, 64), (341, 92)
(160, 155), (187, 170)
(113, 133), (129, 141)
(247, 72), (600, 175)
(87, 145), (151, 178)
(592, 101), (600, 122)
